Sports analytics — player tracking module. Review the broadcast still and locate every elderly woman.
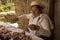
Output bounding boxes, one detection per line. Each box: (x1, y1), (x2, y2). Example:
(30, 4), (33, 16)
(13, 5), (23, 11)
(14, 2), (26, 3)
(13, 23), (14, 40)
(9, 1), (54, 40)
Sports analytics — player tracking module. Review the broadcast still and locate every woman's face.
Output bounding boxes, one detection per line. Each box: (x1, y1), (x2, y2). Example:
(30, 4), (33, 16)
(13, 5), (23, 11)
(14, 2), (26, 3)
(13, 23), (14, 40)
(31, 6), (41, 17)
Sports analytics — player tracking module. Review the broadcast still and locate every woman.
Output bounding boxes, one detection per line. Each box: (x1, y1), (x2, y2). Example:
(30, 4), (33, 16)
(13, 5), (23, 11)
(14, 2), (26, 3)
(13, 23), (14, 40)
(27, 1), (54, 40)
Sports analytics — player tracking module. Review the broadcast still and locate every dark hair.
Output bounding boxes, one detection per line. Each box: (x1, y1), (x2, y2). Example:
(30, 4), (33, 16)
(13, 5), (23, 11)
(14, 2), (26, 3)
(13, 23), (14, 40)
(31, 5), (44, 13)
(31, 5), (44, 10)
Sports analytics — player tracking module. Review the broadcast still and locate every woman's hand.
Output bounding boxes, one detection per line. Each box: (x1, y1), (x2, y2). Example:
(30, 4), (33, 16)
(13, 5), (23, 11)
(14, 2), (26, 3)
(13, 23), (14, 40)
(28, 24), (40, 30)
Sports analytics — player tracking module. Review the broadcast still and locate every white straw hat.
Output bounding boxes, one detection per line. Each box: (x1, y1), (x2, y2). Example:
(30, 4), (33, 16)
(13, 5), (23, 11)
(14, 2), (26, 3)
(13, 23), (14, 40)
(31, 1), (45, 8)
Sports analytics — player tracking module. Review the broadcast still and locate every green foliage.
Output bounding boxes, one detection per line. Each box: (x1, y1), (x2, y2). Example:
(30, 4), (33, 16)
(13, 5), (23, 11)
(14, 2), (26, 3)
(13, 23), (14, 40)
(0, 2), (15, 12)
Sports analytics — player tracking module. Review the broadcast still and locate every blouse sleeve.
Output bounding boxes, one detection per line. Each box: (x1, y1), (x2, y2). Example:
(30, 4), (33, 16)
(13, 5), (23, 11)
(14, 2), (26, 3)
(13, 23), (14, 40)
(37, 15), (51, 37)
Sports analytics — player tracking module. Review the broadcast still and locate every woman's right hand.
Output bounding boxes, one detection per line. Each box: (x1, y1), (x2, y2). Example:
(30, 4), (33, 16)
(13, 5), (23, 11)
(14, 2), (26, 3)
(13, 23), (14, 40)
(28, 24), (40, 30)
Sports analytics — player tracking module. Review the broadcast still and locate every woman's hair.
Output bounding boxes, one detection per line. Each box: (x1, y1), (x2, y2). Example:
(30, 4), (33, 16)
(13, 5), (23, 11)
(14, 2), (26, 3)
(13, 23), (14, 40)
(31, 5), (44, 13)
(31, 5), (44, 10)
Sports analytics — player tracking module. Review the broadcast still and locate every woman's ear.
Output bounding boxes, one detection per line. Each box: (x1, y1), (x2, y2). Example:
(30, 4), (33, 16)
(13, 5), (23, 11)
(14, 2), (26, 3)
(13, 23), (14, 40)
(39, 8), (43, 13)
